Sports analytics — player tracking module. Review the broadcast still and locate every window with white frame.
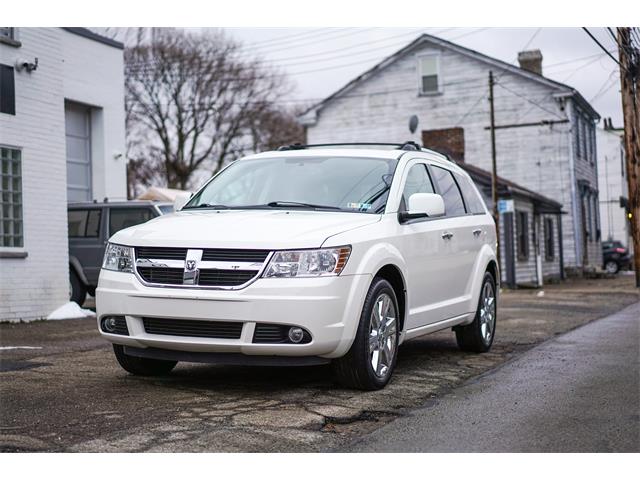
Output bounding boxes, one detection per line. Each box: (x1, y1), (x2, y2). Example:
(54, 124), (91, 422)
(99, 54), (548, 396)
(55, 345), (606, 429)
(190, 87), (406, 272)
(418, 54), (440, 94)
(0, 147), (23, 248)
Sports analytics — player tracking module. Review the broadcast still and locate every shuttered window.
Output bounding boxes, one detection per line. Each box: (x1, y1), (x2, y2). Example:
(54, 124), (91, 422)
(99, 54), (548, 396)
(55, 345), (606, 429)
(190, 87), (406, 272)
(0, 64), (16, 115)
(516, 211), (529, 260)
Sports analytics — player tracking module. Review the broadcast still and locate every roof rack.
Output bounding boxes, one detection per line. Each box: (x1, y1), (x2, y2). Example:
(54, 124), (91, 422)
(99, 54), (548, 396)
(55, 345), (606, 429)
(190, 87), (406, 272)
(277, 141), (425, 152)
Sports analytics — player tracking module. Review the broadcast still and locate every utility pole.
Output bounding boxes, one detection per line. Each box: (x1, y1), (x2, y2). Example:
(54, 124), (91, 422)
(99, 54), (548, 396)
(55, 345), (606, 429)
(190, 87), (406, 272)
(617, 28), (640, 287)
(489, 70), (501, 268)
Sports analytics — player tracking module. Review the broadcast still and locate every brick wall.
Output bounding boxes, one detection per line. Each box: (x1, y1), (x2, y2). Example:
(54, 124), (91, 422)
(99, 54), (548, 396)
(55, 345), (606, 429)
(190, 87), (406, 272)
(0, 28), (125, 321)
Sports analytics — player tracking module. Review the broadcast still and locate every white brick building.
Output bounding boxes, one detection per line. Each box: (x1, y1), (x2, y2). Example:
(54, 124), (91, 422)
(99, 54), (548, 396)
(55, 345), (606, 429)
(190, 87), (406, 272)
(597, 121), (630, 248)
(0, 28), (126, 321)
(301, 34), (602, 276)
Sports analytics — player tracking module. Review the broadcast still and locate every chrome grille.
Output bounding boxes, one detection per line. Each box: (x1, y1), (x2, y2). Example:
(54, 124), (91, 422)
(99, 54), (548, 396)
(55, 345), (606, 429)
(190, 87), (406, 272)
(134, 247), (271, 289)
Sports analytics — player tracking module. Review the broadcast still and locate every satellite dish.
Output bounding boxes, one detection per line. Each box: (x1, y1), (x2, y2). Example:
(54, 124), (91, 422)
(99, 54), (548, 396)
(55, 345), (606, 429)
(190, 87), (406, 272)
(409, 115), (419, 134)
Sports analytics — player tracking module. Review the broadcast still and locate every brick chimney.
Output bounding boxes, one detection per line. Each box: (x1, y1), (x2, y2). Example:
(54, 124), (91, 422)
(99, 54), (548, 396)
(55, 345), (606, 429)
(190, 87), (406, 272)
(518, 50), (543, 75)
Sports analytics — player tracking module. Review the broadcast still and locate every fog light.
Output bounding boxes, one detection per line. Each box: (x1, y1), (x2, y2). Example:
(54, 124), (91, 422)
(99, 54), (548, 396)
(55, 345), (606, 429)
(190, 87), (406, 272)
(288, 327), (304, 344)
(103, 316), (118, 333)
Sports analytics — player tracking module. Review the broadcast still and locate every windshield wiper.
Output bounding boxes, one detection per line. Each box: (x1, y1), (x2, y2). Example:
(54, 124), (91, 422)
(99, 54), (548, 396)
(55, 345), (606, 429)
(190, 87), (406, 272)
(182, 203), (231, 210)
(265, 201), (343, 211)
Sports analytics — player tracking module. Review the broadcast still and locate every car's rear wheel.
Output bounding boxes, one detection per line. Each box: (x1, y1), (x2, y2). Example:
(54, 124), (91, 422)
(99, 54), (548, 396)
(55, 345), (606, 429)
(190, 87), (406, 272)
(455, 271), (496, 353)
(605, 260), (619, 274)
(112, 344), (177, 376)
(333, 277), (399, 390)
(69, 269), (87, 306)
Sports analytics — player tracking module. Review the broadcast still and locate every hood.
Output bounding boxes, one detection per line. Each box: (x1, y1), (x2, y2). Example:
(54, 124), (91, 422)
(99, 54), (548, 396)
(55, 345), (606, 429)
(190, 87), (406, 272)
(110, 209), (381, 249)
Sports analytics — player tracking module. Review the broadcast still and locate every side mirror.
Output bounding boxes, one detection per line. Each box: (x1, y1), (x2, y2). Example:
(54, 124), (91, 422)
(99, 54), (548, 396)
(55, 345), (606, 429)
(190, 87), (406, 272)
(173, 192), (192, 211)
(399, 193), (445, 222)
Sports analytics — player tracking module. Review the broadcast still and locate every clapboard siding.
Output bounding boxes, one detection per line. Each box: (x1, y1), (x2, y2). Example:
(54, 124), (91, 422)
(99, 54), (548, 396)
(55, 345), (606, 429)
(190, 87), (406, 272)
(305, 36), (600, 271)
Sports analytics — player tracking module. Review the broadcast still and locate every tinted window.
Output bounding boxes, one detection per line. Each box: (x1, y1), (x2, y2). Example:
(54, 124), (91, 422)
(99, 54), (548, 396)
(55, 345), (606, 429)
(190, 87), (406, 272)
(68, 209), (101, 237)
(454, 173), (486, 214)
(401, 164), (434, 210)
(109, 208), (154, 236)
(431, 166), (466, 216)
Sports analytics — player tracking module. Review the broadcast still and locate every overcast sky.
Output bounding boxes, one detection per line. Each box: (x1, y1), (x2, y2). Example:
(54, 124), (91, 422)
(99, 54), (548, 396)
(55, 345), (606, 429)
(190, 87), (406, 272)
(216, 27), (623, 126)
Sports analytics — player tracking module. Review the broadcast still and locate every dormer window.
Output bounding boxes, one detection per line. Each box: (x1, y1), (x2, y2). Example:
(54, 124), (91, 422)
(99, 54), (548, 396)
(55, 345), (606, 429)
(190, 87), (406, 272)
(418, 53), (441, 95)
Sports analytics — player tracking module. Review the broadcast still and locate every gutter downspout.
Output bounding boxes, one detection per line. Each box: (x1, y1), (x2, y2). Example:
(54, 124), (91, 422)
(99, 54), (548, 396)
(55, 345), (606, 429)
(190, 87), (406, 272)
(566, 98), (581, 269)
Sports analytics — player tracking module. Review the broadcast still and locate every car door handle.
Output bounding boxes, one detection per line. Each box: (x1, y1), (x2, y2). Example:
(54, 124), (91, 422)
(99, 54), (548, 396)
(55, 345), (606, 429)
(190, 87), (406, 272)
(442, 232), (454, 240)
(472, 229), (483, 237)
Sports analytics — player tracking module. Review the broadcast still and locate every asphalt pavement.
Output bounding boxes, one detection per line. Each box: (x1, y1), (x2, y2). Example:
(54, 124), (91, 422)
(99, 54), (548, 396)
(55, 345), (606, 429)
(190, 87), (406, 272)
(349, 301), (640, 452)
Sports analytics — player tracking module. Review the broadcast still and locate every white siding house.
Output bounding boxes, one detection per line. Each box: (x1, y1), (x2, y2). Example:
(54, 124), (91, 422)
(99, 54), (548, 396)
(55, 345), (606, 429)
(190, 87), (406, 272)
(301, 33), (602, 275)
(597, 121), (630, 248)
(0, 28), (126, 321)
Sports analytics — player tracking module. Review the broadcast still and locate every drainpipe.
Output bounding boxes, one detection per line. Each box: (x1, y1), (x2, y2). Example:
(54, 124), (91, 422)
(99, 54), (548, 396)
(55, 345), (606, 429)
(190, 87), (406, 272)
(566, 98), (581, 271)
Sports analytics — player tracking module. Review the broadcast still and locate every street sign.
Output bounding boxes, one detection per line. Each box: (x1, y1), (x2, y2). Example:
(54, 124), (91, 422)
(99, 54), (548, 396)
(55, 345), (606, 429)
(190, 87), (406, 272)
(497, 199), (514, 214)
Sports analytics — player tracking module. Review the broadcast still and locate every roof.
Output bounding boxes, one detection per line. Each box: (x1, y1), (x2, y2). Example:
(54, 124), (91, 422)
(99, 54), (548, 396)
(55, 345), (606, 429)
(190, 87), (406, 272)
(244, 147), (406, 161)
(61, 28), (124, 50)
(458, 162), (563, 213)
(301, 32), (599, 124)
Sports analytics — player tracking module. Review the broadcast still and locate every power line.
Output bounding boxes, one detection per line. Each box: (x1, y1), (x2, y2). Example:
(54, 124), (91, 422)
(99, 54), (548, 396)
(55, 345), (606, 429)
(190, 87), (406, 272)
(241, 27), (337, 49)
(582, 27), (622, 67)
(495, 81), (565, 120)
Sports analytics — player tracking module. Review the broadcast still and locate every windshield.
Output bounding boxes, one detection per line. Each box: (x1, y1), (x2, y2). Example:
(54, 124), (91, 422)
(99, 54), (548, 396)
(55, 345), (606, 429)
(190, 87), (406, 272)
(185, 156), (398, 214)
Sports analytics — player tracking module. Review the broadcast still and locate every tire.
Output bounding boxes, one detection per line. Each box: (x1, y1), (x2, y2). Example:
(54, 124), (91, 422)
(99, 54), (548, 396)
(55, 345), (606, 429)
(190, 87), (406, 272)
(112, 344), (177, 376)
(604, 260), (619, 274)
(455, 271), (496, 353)
(333, 277), (400, 390)
(69, 269), (87, 306)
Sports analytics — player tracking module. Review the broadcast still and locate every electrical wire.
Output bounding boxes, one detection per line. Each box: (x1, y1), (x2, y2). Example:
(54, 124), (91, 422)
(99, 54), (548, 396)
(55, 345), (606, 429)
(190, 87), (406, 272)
(582, 27), (622, 67)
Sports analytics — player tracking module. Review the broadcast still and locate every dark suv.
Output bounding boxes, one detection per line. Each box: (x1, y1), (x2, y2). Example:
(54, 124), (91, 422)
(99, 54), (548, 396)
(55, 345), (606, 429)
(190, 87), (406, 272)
(602, 240), (631, 274)
(68, 201), (172, 305)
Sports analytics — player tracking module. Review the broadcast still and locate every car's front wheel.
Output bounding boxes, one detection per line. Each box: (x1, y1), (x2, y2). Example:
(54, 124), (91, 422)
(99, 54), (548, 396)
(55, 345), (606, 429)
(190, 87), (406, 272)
(455, 271), (496, 353)
(333, 277), (399, 390)
(69, 270), (87, 306)
(112, 344), (177, 376)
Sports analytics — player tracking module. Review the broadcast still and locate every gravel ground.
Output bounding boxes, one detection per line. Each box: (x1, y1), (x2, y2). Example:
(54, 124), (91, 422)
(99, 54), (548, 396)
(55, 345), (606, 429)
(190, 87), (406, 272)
(0, 275), (638, 452)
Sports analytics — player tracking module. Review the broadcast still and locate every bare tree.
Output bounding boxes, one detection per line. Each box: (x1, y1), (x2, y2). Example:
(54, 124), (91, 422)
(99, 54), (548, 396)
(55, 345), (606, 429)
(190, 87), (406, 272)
(125, 28), (289, 191)
(249, 105), (306, 152)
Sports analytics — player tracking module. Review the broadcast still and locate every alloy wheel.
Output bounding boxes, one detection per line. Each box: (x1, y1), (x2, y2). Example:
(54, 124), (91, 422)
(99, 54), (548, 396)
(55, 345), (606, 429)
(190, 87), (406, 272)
(368, 293), (397, 378)
(479, 281), (496, 343)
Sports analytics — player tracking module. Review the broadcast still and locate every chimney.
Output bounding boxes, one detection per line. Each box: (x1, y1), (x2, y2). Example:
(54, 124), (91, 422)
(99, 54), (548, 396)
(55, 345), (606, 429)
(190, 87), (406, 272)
(518, 49), (543, 76)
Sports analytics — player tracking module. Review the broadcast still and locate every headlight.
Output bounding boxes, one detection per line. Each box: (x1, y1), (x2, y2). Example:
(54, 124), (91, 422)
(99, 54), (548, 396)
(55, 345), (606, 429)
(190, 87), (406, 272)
(263, 246), (351, 278)
(102, 243), (134, 273)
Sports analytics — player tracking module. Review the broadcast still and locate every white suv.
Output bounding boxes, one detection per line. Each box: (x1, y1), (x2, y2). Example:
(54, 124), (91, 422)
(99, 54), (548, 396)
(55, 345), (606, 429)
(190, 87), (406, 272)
(97, 143), (498, 390)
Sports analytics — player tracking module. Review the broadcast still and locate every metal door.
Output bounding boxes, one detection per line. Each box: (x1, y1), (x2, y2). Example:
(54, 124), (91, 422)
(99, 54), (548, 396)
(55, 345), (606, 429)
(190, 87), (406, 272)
(65, 103), (92, 202)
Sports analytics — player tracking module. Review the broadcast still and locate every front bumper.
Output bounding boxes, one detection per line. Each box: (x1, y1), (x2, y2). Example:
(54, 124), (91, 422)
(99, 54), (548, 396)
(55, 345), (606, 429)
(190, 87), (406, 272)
(96, 269), (372, 359)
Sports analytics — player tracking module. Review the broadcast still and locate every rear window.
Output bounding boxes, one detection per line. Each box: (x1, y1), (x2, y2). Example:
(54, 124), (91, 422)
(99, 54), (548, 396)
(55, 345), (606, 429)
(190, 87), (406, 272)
(109, 208), (155, 236)
(431, 166), (466, 216)
(68, 209), (101, 237)
(454, 173), (487, 214)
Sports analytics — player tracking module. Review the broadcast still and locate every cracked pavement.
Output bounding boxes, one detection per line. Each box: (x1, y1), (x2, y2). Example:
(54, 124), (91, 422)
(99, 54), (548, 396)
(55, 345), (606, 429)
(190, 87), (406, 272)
(1, 275), (638, 452)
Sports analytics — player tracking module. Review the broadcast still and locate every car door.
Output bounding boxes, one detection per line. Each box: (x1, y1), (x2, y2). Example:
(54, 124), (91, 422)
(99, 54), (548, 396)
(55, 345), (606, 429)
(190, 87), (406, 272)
(396, 161), (453, 330)
(427, 164), (475, 319)
(452, 171), (493, 300)
(68, 207), (104, 285)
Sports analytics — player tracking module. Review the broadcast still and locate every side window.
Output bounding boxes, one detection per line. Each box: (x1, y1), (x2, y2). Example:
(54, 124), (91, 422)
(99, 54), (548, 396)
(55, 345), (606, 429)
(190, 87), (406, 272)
(401, 163), (434, 210)
(68, 209), (101, 237)
(109, 208), (154, 236)
(454, 173), (487, 214)
(516, 210), (529, 260)
(431, 166), (466, 216)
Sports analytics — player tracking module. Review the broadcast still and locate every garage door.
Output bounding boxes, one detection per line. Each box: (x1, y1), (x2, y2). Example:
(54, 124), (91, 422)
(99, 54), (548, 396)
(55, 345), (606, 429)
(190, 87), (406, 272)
(65, 103), (92, 202)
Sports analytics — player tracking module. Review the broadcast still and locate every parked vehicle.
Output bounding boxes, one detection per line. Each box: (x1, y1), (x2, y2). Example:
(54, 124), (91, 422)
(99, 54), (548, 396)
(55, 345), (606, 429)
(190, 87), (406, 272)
(602, 240), (631, 274)
(97, 143), (498, 390)
(68, 201), (172, 305)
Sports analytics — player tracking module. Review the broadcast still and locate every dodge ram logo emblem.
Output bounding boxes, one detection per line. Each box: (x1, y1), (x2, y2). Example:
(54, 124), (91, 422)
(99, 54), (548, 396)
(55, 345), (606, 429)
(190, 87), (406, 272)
(185, 260), (196, 271)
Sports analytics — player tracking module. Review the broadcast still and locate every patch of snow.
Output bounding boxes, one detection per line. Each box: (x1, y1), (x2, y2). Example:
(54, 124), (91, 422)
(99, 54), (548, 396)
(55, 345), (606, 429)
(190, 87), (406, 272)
(536, 290), (545, 297)
(47, 302), (96, 320)
(0, 346), (43, 351)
